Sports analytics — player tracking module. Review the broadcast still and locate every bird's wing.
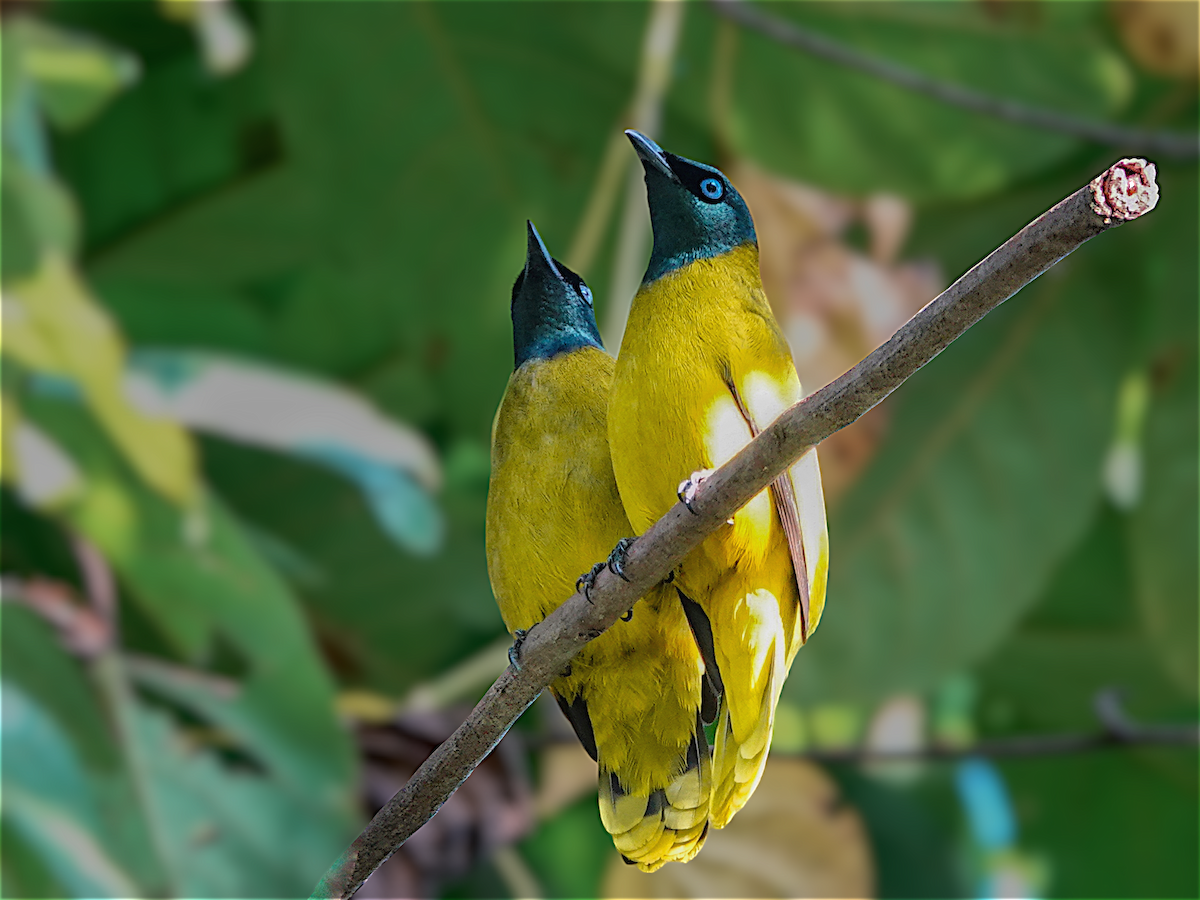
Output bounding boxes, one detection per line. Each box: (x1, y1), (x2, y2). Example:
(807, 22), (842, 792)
(721, 366), (811, 644)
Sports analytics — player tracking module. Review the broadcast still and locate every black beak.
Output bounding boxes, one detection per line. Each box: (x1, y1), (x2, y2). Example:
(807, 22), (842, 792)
(525, 220), (563, 283)
(625, 130), (678, 182)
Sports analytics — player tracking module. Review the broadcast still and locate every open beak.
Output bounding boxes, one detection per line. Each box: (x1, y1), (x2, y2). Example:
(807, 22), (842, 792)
(625, 130), (679, 182)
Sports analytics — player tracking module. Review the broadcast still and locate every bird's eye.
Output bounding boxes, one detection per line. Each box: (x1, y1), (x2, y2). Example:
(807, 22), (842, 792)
(699, 178), (724, 201)
(579, 284), (593, 307)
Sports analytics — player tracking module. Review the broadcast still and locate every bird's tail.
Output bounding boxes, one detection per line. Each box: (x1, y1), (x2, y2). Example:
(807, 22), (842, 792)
(597, 715), (712, 873)
(709, 692), (770, 828)
(706, 587), (789, 829)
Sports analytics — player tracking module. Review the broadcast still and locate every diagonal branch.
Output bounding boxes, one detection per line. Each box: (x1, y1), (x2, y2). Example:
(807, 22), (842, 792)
(709, 0), (1200, 161)
(310, 158), (1160, 900)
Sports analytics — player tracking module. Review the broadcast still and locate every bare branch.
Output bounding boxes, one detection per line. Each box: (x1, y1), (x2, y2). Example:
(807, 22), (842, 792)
(310, 158), (1159, 900)
(709, 0), (1200, 161)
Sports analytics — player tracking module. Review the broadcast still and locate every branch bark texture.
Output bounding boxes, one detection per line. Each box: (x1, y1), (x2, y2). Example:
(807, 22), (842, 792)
(311, 158), (1159, 900)
(710, 0), (1200, 160)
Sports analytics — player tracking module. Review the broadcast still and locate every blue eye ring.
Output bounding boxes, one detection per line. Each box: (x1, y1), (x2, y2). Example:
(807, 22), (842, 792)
(579, 284), (593, 307)
(700, 177), (724, 201)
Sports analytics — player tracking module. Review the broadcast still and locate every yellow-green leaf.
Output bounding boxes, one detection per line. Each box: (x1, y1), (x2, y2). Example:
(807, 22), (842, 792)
(3, 255), (197, 505)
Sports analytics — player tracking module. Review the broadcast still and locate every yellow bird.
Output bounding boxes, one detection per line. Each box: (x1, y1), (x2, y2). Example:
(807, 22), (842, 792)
(486, 222), (714, 871)
(609, 133), (830, 828)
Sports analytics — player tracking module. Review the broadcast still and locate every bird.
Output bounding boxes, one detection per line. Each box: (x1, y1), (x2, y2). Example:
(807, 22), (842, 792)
(486, 221), (714, 871)
(608, 132), (830, 828)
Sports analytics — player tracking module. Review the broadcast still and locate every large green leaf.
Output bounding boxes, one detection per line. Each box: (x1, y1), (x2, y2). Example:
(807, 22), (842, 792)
(788, 181), (1136, 705)
(519, 795), (612, 900)
(728, 2), (1132, 201)
(1126, 163), (1199, 699)
(201, 438), (498, 695)
(129, 702), (352, 899)
(1, 581), (353, 899)
(0, 603), (171, 895)
(21, 396), (357, 809)
(1, 605), (119, 770)
(973, 502), (1198, 898)
(52, 41), (272, 247)
(68, 2), (666, 695)
(1128, 343), (1198, 698)
(976, 505), (1194, 733)
(1, 681), (139, 899)
(999, 749), (1197, 898)
(829, 767), (965, 900)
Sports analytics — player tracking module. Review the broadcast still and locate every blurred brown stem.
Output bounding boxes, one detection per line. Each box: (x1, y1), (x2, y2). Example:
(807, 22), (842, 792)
(310, 159), (1159, 900)
(709, 0), (1200, 160)
(797, 690), (1200, 763)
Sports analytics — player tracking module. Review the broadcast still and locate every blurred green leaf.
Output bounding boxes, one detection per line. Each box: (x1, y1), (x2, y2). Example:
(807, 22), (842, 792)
(1, 605), (118, 769)
(71, 1), (666, 697)
(1126, 163), (1199, 699)
(1130, 345), (1198, 697)
(1, 153), (79, 281)
(791, 224), (1130, 705)
(0, 599), (169, 894)
(128, 701), (352, 898)
(976, 505), (1193, 733)
(4, 258), (199, 506)
(974, 505), (1198, 898)
(1, 682), (139, 899)
(1001, 749), (1197, 898)
(729, 3), (1131, 201)
(202, 438), (498, 695)
(520, 794), (612, 900)
(829, 766), (966, 899)
(9, 16), (139, 131)
(2, 819), (70, 899)
(84, 2), (646, 420)
(21, 396), (357, 809)
(51, 36), (273, 247)
(125, 348), (445, 555)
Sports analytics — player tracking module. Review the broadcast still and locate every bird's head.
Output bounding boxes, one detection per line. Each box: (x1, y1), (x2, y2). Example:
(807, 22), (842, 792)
(626, 130), (757, 284)
(510, 221), (602, 368)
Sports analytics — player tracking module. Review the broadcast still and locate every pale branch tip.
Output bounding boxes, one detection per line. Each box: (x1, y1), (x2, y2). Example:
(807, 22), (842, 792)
(309, 157), (1160, 900)
(708, 0), (1200, 161)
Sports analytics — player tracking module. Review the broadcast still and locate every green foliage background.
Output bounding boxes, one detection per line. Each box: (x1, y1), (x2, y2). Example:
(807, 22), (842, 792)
(2, 2), (1196, 898)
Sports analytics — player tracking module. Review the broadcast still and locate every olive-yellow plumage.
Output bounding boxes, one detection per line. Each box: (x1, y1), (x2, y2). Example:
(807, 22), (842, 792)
(486, 223), (711, 870)
(610, 134), (830, 827)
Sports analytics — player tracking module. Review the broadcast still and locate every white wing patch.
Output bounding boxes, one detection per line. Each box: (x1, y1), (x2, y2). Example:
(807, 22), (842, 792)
(704, 392), (772, 551)
(704, 393), (751, 468)
(741, 370), (795, 426)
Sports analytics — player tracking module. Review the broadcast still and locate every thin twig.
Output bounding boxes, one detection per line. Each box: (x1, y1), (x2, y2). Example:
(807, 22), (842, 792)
(69, 541), (180, 897)
(709, 0), (1200, 161)
(310, 158), (1159, 900)
(803, 727), (1200, 763)
(800, 690), (1200, 763)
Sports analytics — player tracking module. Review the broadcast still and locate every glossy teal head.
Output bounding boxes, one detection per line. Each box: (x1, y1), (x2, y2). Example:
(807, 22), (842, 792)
(510, 221), (602, 368)
(626, 130), (757, 284)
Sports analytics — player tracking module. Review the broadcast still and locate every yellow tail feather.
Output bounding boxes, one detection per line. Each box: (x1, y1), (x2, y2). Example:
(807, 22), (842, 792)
(597, 722), (712, 873)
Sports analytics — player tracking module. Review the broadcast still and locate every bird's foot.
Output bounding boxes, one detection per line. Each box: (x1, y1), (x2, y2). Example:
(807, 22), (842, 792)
(677, 469), (715, 514)
(606, 537), (636, 583)
(508, 628), (531, 670)
(575, 561), (607, 603)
